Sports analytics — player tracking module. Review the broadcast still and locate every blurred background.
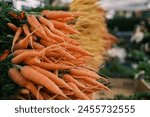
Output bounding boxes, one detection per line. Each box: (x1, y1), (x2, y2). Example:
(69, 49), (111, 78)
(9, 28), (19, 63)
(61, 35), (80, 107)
(1, 0), (150, 99)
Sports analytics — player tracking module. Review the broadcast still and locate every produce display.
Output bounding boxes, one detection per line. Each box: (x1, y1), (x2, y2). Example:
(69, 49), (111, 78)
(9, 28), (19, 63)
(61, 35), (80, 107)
(0, 1), (116, 100)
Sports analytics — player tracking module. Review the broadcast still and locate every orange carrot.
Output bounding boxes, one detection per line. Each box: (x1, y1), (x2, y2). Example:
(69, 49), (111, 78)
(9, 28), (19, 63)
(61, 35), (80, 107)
(13, 49), (41, 56)
(29, 41), (45, 49)
(11, 50), (45, 64)
(62, 43), (93, 56)
(42, 10), (74, 19)
(74, 76), (111, 92)
(51, 20), (80, 34)
(78, 67), (108, 82)
(39, 16), (65, 36)
(45, 51), (61, 59)
(8, 68), (43, 100)
(43, 26), (65, 43)
(69, 68), (99, 80)
(39, 38), (57, 47)
(68, 82), (89, 100)
(22, 24), (34, 48)
(11, 27), (22, 51)
(42, 56), (52, 63)
(35, 62), (72, 70)
(19, 89), (30, 95)
(7, 23), (17, 32)
(62, 17), (75, 23)
(61, 89), (74, 95)
(31, 65), (72, 90)
(56, 48), (76, 60)
(13, 28), (38, 50)
(24, 57), (41, 65)
(0, 50), (9, 61)
(63, 74), (86, 89)
(20, 66), (69, 99)
(22, 24), (30, 35)
(27, 15), (49, 40)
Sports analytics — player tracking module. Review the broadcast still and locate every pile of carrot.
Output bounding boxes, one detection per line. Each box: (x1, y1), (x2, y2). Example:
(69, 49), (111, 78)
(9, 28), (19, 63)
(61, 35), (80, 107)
(7, 10), (110, 100)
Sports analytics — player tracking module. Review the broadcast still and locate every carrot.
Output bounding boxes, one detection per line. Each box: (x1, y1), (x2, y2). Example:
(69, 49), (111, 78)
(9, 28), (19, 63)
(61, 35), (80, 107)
(39, 39), (57, 47)
(35, 62), (72, 70)
(74, 76), (111, 92)
(62, 17), (75, 22)
(29, 27), (44, 39)
(11, 50), (45, 64)
(42, 56), (53, 63)
(31, 65), (72, 90)
(56, 48), (76, 60)
(63, 74), (86, 89)
(13, 28), (38, 50)
(67, 82), (89, 100)
(13, 49), (41, 56)
(39, 16), (65, 37)
(61, 36), (81, 46)
(43, 26), (65, 43)
(69, 68), (100, 80)
(62, 43), (93, 56)
(8, 68), (43, 100)
(19, 89), (30, 95)
(78, 67), (100, 77)
(0, 50), (9, 61)
(27, 15), (49, 40)
(78, 67), (108, 82)
(57, 60), (76, 67)
(20, 66), (69, 99)
(61, 89), (74, 95)
(11, 27), (22, 52)
(45, 51), (61, 58)
(7, 23), (17, 32)
(22, 24), (30, 35)
(29, 41), (45, 49)
(22, 24), (34, 48)
(24, 57), (41, 65)
(42, 10), (74, 19)
(54, 70), (58, 76)
(51, 20), (80, 34)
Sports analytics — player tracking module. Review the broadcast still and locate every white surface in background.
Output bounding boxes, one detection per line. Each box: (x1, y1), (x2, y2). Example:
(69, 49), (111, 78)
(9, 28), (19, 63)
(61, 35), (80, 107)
(99, 0), (150, 11)
(108, 47), (127, 63)
(130, 25), (144, 44)
(13, 0), (45, 10)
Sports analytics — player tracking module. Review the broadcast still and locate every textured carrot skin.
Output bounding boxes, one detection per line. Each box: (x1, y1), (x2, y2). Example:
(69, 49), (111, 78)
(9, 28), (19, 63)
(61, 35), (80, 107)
(20, 66), (69, 99)
(8, 68), (43, 100)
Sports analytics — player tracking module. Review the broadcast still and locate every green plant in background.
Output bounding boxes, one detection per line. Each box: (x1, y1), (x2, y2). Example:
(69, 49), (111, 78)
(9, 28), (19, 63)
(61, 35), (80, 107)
(128, 50), (147, 61)
(135, 61), (150, 83)
(27, 5), (69, 12)
(99, 59), (136, 78)
(113, 91), (150, 100)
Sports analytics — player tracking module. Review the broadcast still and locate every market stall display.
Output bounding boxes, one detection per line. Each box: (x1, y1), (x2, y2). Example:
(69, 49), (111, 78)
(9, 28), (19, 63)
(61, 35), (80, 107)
(0, 1), (115, 100)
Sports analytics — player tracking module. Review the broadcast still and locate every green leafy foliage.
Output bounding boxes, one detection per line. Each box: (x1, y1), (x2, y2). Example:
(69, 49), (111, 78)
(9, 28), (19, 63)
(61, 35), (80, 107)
(113, 91), (150, 100)
(27, 5), (69, 12)
(0, 2), (22, 99)
(99, 59), (135, 78)
(128, 50), (147, 61)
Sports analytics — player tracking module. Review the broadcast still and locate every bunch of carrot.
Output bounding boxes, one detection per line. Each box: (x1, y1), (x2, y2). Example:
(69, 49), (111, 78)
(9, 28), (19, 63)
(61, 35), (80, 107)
(7, 10), (110, 100)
